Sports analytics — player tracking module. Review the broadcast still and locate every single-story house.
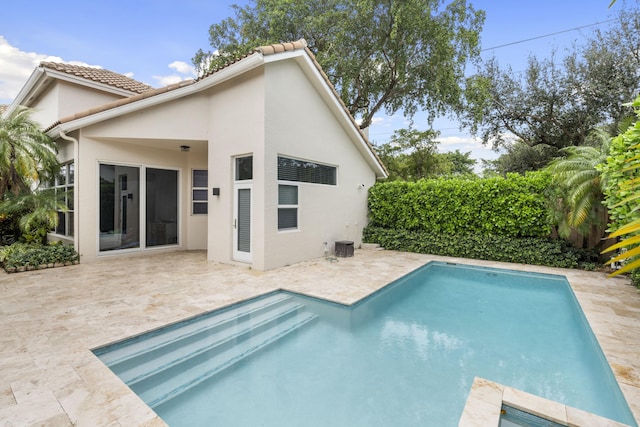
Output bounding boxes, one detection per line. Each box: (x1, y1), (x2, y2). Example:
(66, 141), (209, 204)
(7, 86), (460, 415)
(5, 39), (387, 270)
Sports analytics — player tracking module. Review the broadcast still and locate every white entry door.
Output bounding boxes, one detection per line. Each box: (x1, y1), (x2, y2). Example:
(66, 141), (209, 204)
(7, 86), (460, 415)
(233, 183), (252, 263)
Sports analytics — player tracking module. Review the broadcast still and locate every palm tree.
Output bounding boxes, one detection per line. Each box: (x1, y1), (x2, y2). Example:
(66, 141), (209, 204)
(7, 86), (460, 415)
(0, 107), (62, 244)
(546, 128), (610, 238)
(0, 106), (59, 197)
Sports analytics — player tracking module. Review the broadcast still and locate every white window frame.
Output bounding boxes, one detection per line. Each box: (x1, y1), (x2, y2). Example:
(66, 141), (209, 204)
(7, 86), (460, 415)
(96, 161), (181, 256)
(277, 183), (299, 231)
(192, 169), (208, 215)
(51, 161), (74, 238)
(277, 155), (337, 186)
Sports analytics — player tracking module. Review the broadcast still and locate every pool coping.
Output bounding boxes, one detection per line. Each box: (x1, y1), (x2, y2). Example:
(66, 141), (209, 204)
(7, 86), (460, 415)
(459, 377), (631, 427)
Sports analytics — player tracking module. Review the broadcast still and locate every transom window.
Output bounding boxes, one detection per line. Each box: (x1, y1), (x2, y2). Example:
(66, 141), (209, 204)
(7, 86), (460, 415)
(235, 156), (253, 181)
(277, 156), (336, 185)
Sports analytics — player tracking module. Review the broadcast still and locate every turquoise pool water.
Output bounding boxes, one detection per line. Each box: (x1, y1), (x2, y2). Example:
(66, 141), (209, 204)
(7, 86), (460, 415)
(95, 262), (637, 426)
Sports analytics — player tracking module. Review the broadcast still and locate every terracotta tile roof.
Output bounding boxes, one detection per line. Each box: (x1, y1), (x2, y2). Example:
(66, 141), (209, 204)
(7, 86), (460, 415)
(40, 61), (154, 94)
(197, 39), (309, 81)
(255, 39), (308, 56)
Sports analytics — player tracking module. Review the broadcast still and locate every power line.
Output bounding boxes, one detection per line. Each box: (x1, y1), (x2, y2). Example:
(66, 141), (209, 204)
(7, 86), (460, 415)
(481, 19), (615, 52)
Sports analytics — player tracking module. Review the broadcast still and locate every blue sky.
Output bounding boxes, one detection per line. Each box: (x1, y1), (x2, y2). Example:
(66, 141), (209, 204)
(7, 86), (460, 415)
(0, 0), (624, 166)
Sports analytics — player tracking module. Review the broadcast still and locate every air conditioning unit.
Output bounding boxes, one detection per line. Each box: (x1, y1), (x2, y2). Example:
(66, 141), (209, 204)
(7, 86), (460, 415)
(335, 240), (354, 257)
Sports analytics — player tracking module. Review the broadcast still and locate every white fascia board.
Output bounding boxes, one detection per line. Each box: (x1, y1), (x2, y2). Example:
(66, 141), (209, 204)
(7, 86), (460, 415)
(269, 51), (388, 178)
(4, 67), (45, 117)
(47, 54), (265, 138)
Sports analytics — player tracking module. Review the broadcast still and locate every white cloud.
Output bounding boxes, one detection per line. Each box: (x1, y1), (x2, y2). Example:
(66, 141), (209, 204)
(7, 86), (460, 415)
(370, 117), (385, 126)
(0, 36), (48, 102)
(152, 61), (197, 87)
(436, 135), (483, 147)
(151, 74), (184, 86)
(168, 61), (196, 75)
(0, 36), (99, 104)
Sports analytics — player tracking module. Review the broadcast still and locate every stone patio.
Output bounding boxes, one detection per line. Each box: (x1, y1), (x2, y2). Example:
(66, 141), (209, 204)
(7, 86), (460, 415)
(0, 249), (638, 426)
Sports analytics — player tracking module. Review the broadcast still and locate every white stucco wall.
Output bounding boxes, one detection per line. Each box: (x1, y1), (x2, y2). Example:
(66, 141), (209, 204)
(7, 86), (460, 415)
(30, 81), (126, 129)
(206, 68), (266, 269)
(29, 85), (60, 128)
(261, 60), (377, 270)
(83, 94), (209, 141)
(57, 82), (125, 119)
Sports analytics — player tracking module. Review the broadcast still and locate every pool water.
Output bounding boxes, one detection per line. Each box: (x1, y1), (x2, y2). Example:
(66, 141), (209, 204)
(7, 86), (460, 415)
(95, 262), (637, 426)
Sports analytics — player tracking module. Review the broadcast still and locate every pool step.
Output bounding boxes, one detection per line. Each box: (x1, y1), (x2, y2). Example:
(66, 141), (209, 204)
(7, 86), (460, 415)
(96, 293), (318, 409)
(96, 293), (294, 366)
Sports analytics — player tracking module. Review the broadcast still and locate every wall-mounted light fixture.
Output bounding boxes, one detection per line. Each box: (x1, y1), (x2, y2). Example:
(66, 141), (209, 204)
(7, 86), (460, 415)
(180, 145), (191, 152)
(212, 188), (220, 196)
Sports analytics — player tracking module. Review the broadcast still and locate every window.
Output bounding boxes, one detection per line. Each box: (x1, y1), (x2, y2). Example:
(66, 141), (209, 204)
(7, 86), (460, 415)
(277, 156), (336, 185)
(278, 184), (298, 230)
(52, 162), (74, 237)
(235, 156), (253, 181)
(192, 170), (208, 215)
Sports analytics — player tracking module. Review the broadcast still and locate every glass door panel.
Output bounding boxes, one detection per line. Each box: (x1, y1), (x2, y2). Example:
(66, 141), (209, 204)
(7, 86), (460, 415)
(146, 168), (178, 247)
(99, 164), (140, 251)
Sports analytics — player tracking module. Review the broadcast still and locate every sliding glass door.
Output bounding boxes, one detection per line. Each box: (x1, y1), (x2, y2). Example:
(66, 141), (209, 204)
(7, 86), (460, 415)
(99, 164), (178, 252)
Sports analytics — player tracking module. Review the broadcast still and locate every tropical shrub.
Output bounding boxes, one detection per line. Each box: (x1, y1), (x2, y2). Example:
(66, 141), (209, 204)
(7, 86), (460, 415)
(367, 171), (552, 237)
(0, 189), (66, 244)
(363, 226), (598, 269)
(599, 96), (640, 279)
(546, 129), (610, 239)
(0, 242), (79, 272)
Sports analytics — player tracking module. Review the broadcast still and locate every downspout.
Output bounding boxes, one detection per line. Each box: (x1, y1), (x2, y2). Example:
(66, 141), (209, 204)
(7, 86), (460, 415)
(58, 130), (80, 253)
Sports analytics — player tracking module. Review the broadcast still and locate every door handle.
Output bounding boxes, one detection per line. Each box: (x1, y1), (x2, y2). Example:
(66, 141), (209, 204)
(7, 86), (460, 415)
(233, 219), (237, 229)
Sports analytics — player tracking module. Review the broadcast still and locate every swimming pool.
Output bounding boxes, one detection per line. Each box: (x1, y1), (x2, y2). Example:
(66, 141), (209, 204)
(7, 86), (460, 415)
(93, 261), (637, 426)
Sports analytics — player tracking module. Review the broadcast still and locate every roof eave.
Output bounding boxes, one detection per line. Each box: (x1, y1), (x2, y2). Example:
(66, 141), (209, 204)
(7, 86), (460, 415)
(4, 66), (46, 117)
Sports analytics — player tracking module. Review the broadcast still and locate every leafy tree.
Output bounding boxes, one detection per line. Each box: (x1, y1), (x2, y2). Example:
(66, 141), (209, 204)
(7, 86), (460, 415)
(442, 149), (476, 175)
(374, 128), (450, 180)
(482, 142), (558, 176)
(194, 0), (485, 129)
(0, 106), (58, 197)
(462, 6), (639, 155)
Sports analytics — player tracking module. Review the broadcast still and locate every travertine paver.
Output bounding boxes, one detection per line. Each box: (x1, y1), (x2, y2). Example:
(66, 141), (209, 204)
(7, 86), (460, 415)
(0, 249), (638, 426)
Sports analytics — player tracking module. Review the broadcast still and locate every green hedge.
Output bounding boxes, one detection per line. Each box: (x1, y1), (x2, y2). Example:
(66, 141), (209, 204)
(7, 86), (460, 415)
(368, 172), (552, 237)
(0, 242), (79, 272)
(363, 226), (598, 269)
